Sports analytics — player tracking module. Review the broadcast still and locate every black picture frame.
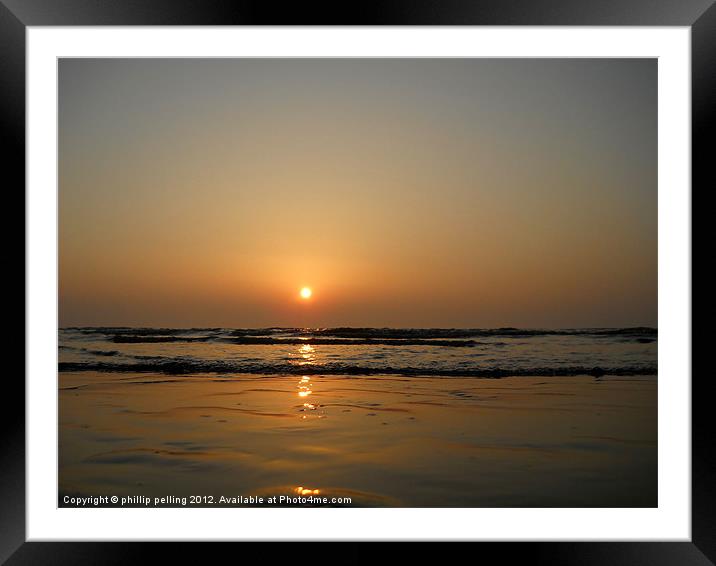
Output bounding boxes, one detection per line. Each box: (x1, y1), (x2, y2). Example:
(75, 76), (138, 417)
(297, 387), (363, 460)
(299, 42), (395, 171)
(6, 1), (710, 563)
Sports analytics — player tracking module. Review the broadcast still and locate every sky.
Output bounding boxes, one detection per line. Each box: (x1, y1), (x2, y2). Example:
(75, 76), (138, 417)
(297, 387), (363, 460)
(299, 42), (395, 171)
(59, 58), (657, 328)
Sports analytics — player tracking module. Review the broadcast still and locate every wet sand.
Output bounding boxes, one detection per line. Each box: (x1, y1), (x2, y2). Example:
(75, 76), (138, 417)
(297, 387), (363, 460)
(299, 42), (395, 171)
(59, 372), (657, 507)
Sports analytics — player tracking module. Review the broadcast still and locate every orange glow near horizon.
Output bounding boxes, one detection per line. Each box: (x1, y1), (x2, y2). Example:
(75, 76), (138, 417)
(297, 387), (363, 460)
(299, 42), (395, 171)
(58, 59), (657, 329)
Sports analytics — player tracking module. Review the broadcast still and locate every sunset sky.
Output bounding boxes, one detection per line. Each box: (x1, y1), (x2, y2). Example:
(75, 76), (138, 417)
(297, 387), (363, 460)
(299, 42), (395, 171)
(59, 58), (656, 328)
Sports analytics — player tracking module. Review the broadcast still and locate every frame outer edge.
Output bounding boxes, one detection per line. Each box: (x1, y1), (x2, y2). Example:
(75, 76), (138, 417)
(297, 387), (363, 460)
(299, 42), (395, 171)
(0, 0), (27, 564)
(0, 0), (714, 26)
(691, 1), (716, 564)
(8, 0), (710, 563)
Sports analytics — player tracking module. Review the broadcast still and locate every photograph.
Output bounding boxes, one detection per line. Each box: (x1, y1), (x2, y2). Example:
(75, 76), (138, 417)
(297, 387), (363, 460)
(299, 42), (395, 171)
(57, 57), (658, 509)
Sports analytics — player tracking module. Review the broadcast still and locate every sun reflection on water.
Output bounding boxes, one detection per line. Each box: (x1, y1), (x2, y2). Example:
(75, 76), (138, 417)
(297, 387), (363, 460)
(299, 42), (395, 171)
(293, 344), (328, 420)
(295, 370), (327, 420)
(297, 344), (315, 366)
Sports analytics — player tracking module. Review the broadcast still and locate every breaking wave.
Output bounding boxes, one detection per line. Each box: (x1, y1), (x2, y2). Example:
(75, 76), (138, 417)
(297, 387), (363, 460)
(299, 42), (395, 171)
(59, 326), (657, 378)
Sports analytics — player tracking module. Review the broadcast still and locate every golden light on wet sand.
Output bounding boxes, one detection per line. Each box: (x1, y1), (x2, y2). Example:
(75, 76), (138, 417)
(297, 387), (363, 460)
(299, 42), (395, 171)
(298, 376), (313, 398)
(300, 287), (312, 299)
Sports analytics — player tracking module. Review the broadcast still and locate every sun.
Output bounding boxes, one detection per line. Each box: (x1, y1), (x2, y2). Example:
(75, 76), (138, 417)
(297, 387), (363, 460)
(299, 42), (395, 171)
(300, 287), (313, 300)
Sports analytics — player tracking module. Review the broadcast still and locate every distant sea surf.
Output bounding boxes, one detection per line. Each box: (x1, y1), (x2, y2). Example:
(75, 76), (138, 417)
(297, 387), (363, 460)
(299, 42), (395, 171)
(59, 327), (657, 378)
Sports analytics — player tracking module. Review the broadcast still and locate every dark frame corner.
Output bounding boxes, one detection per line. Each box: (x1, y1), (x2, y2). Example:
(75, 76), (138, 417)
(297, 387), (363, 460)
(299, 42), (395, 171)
(7, 0), (711, 563)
